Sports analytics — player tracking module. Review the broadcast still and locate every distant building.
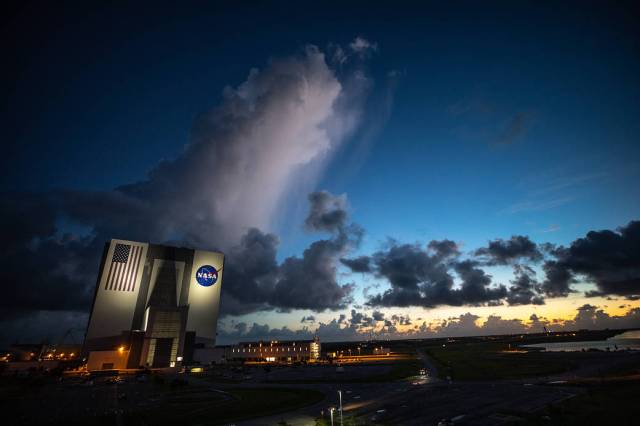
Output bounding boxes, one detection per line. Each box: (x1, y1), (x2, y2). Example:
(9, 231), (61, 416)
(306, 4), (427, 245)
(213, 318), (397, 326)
(373, 346), (391, 355)
(9, 344), (81, 362)
(84, 239), (224, 370)
(220, 337), (321, 363)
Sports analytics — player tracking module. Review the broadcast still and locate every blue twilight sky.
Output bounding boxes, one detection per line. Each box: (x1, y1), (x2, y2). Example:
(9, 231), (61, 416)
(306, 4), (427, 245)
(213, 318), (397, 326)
(2, 1), (640, 342)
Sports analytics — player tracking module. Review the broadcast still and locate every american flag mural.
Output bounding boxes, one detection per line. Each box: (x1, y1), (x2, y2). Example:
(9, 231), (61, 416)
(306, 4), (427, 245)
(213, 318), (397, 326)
(105, 243), (143, 291)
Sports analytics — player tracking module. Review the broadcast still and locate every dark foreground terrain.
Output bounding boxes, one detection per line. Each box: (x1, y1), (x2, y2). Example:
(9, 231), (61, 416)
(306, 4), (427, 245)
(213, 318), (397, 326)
(2, 330), (639, 425)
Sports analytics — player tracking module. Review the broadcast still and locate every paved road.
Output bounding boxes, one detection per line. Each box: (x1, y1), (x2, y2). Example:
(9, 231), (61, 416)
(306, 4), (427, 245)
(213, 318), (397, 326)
(230, 350), (440, 425)
(417, 348), (441, 382)
(200, 350), (640, 425)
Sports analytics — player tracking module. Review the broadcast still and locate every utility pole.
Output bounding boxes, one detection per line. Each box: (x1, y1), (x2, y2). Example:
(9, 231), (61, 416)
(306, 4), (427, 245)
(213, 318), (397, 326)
(338, 390), (343, 426)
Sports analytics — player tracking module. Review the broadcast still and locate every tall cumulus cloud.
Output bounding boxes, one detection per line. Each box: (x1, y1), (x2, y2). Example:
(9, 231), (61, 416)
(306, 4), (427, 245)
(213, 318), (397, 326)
(0, 40), (376, 336)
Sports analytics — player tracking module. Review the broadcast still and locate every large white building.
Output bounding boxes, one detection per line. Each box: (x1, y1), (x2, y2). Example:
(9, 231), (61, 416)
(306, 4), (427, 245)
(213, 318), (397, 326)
(84, 239), (224, 370)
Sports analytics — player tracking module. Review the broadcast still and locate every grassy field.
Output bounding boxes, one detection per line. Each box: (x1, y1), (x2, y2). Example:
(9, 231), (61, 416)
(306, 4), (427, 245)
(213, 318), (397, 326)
(366, 359), (423, 382)
(424, 341), (576, 381)
(126, 386), (325, 425)
(522, 381), (640, 425)
(266, 359), (423, 384)
(0, 375), (324, 426)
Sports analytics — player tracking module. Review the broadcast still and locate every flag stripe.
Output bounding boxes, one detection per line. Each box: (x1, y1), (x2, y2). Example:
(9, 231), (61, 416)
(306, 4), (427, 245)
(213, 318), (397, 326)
(133, 246), (142, 291)
(125, 247), (134, 292)
(123, 250), (133, 291)
(128, 246), (140, 292)
(114, 262), (123, 291)
(119, 256), (128, 292)
(104, 243), (143, 292)
(109, 262), (120, 291)
(105, 261), (116, 290)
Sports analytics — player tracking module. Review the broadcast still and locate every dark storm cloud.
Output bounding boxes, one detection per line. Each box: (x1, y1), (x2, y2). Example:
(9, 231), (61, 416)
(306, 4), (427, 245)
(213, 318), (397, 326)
(304, 191), (348, 233)
(300, 315), (316, 323)
(340, 255), (372, 273)
(427, 239), (460, 259)
(0, 42), (374, 331)
(270, 235), (356, 311)
(366, 243), (507, 308)
(349, 309), (365, 325)
(220, 228), (279, 315)
(475, 235), (542, 265)
(453, 260), (508, 305)
(390, 314), (411, 326)
(540, 260), (575, 297)
(221, 192), (362, 315)
(0, 193), (98, 320)
(216, 218), (640, 312)
(506, 265), (545, 306)
(348, 309), (373, 327)
(554, 221), (640, 297)
(372, 310), (385, 321)
(537, 221), (640, 299)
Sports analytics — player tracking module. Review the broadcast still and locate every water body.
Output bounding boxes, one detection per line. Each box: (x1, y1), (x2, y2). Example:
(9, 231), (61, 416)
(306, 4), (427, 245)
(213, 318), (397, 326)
(523, 330), (640, 352)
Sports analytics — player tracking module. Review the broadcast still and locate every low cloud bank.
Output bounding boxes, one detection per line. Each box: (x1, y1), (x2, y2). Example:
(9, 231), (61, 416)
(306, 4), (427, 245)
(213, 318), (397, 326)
(216, 304), (640, 344)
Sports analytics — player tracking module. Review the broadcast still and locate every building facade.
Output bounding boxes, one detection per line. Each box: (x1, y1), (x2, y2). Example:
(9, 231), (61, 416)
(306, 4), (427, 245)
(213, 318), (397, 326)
(84, 239), (224, 370)
(222, 338), (321, 363)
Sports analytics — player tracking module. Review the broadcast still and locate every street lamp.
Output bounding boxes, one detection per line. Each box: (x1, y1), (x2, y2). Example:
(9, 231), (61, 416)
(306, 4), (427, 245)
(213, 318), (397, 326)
(338, 390), (343, 426)
(329, 407), (335, 426)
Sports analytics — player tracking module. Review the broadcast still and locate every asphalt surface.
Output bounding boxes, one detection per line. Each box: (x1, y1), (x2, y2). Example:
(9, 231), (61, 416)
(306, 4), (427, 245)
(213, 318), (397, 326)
(223, 351), (640, 425)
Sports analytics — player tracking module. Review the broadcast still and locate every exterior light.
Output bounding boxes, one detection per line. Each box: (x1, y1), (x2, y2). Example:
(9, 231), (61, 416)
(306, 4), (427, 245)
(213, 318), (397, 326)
(338, 390), (343, 426)
(118, 346), (125, 353)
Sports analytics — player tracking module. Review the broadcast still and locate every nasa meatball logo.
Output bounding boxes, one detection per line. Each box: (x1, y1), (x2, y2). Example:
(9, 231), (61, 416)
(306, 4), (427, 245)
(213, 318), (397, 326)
(195, 265), (218, 287)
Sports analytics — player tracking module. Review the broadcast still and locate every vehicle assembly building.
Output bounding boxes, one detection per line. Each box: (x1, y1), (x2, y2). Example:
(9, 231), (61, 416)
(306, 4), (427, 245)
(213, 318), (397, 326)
(83, 239), (224, 370)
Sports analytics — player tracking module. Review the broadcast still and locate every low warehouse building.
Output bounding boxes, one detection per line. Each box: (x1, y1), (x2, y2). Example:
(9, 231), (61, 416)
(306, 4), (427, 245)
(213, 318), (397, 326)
(225, 337), (320, 363)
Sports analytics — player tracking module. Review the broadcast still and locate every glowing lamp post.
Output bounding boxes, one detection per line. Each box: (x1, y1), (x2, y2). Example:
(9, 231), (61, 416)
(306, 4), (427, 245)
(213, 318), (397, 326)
(338, 390), (343, 426)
